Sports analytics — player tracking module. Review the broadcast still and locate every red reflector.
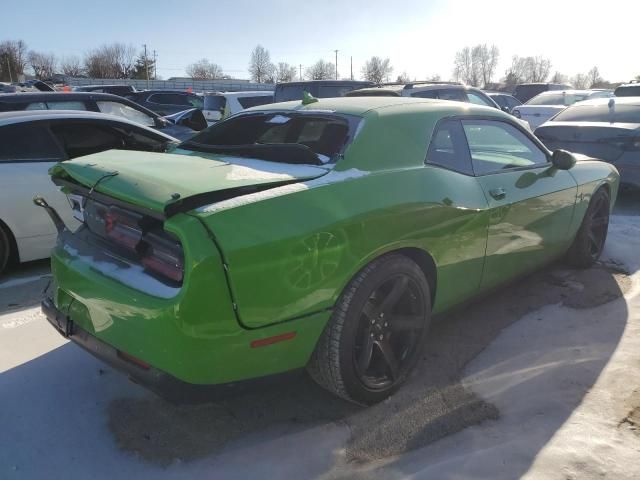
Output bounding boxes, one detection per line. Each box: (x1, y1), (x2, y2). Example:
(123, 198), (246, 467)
(250, 331), (297, 348)
(117, 350), (150, 370)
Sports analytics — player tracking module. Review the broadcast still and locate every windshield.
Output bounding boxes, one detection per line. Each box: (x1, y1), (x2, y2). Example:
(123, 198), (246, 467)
(526, 93), (590, 106)
(180, 112), (361, 165)
(552, 103), (640, 123)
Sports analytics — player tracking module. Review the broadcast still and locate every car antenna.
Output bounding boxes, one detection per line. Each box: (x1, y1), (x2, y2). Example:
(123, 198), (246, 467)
(302, 91), (318, 105)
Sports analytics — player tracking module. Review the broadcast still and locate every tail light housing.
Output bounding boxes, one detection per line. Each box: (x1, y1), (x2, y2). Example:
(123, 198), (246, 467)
(82, 200), (184, 285)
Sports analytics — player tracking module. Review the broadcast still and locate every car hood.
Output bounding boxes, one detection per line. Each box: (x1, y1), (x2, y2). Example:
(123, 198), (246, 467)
(49, 149), (331, 217)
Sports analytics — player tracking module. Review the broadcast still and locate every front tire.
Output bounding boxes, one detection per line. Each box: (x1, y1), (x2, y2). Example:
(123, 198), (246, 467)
(308, 254), (431, 405)
(566, 187), (610, 268)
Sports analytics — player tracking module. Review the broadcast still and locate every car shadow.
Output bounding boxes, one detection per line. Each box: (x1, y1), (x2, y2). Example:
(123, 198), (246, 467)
(0, 262), (630, 477)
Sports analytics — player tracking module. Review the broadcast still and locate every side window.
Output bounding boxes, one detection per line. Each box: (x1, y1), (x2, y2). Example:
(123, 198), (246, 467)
(113, 126), (169, 152)
(410, 90), (438, 99)
(96, 101), (155, 127)
(237, 96), (273, 109)
(25, 102), (48, 110)
(149, 93), (190, 106)
(426, 119), (473, 175)
(45, 101), (87, 111)
(467, 91), (494, 107)
(0, 123), (64, 162)
(49, 122), (124, 159)
(187, 95), (203, 109)
(462, 120), (548, 175)
(438, 89), (468, 102)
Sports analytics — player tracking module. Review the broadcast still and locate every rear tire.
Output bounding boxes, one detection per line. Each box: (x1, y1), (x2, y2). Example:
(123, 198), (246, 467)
(0, 224), (10, 276)
(566, 187), (610, 268)
(307, 254), (431, 405)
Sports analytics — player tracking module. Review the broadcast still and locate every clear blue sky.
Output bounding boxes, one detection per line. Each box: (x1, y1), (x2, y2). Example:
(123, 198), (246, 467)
(3, 0), (639, 82)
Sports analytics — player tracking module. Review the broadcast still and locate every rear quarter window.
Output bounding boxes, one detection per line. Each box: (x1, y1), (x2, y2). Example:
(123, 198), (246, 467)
(237, 96), (274, 109)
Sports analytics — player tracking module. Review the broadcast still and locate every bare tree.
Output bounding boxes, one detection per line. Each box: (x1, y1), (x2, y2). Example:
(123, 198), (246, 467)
(0, 39), (28, 81)
(84, 43), (136, 79)
(249, 45), (275, 83)
(503, 55), (552, 86)
(530, 56), (552, 82)
(571, 73), (589, 89)
(587, 66), (604, 88)
(550, 71), (568, 84)
(186, 58), (224, 79)
(60, 55), (83, 77)
(361, 56), (393, 83)
(274, 62), (297, 83)
(28, 51), (57, 79)
(453, 47), (474, 85)
(305, 59), (335, 80)
(396, 72), (410, 83)
(476, 44), (499, 86)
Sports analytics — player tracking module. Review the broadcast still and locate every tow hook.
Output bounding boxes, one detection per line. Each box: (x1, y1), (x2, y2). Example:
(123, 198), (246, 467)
(33, 196), (67, 234)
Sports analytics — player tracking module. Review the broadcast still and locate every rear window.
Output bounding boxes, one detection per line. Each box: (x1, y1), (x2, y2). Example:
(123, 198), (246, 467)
(552, 104), (640, 123)
(274, 85), (306, 102)
(615, 85), (640, 97)
(181, 112), (362, 164)
(526, 93), (589, 106)
(237, 95), (273, 109)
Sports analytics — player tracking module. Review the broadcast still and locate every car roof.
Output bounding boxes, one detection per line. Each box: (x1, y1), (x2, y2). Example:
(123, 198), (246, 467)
(275, 80), (372, 86)
(249, 96), (504, 118)
(567, 96), (640, 107)
(534, 89), (603, 96)
(0, 110), (178, 139)
(0, 91), (133, 102)
(204, 91), (273, 97)
(349, 83), (475, 95)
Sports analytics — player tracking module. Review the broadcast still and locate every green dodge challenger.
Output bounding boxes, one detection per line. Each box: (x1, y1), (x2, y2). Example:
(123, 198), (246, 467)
(40, 97), (618, 405)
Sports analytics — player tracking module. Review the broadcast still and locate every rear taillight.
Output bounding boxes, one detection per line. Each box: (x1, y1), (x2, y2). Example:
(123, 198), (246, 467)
(82, 199), (184, 285)
(141, 232), (184, 283)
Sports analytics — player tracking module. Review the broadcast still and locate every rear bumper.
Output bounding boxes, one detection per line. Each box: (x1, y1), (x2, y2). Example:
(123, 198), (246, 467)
(42, 297), (303, 404)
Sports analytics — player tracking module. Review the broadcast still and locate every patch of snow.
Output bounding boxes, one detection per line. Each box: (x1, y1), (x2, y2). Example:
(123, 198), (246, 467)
(62, 244), (179, 300)
(197, 168), (368, 214)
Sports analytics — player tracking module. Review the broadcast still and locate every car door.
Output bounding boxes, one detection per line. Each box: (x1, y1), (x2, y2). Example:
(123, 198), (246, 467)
(0, 122), (75, 262)
(424, 119), (490, 311)
(460, 118), (577, 291)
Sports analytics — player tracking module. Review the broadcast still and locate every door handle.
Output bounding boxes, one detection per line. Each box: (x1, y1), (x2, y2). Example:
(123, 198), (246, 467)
(489, 187), (506, 200)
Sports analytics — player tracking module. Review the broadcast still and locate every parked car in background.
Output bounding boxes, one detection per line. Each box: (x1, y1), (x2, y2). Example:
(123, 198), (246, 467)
(535, 97), (640, 189)
(274, 80), (373, 102)
(125, 89), (204, 115)
(0, 110), (179, 275)
(513, 83), (573, 103)
(0, 92), (205, 140)
(73, 84), (137, 96)
(39, 97), (617, 406)
(486, 92), (522, 113)
(346, 82), (500, 109)
(614, 82), (640, 97)
(202, 91), (273, 123)
(513, 90), (613, 129)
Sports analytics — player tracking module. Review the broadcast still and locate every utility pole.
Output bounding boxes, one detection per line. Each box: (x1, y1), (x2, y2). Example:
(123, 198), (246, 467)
(5, 55), (12, 83)
(152, 50), (157, 80)
(350, 56), (353, 81)
(299, 64), (303, 81)
(143, 44), (149, 88)
(334, 49), (338, 80)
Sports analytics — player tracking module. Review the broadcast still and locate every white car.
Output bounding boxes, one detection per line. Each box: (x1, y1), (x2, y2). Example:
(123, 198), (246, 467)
(513, 90), (613, 129)
(0, 110), (178, 274)
(202, 91), (274, 123)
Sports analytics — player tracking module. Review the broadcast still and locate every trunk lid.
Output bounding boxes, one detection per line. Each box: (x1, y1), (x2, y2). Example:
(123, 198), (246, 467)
(515, 105), (566, 129)
(50, 149), (330, 217)
(535, 122), (640, 163)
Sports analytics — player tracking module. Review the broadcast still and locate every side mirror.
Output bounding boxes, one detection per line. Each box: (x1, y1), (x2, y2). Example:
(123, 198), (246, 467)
(551, 149), (576, 170)
(501, 106), (511, 113)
